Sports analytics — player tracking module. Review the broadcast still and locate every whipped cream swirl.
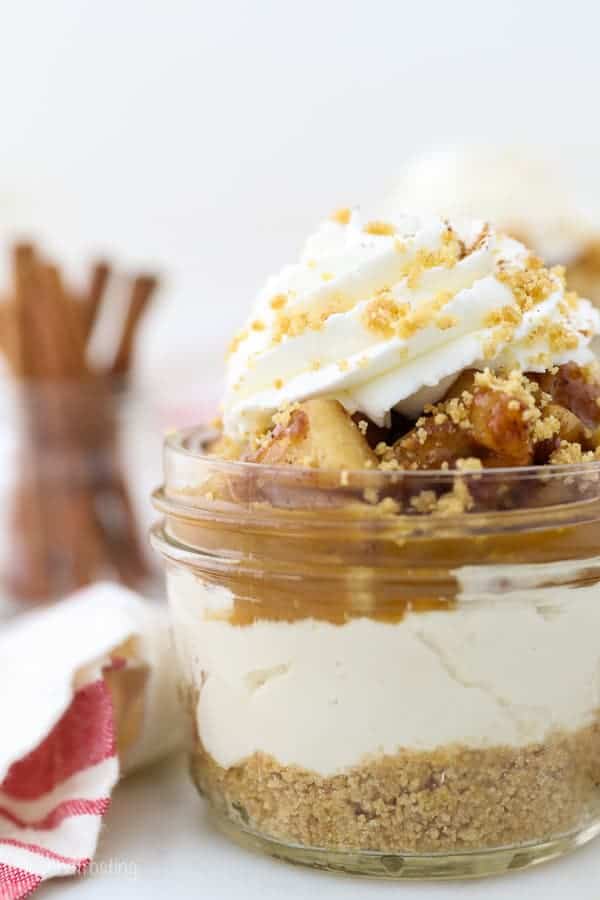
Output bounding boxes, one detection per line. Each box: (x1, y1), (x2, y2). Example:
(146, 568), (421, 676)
(223, 212), (600, 438)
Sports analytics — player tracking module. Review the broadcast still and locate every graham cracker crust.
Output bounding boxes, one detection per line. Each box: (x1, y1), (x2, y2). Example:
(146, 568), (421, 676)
(191, 720), (600, 853)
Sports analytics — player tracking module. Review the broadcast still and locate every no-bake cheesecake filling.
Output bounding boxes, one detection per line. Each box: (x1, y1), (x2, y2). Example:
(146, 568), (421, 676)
(159, 212), (600, 861)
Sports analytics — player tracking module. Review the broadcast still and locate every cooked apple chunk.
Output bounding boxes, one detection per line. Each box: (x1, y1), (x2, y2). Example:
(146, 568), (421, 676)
(248, 398), (377, 470)
(468, 387), (533, 466)
(387, 417), (475, 471)
(533, 363), (600, 430)
(544, 403), (588, 446)
(387, 375), (535, 470)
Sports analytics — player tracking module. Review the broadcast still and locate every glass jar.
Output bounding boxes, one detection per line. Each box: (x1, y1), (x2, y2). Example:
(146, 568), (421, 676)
(151, 427), (600, 879)
(0, 378), (162, 617)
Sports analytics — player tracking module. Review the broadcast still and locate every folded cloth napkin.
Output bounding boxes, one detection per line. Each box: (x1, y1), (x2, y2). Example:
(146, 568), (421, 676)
(0, 582), (184, 899)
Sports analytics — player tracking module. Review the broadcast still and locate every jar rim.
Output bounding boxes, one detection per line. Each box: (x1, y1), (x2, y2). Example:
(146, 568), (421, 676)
(154, 426), (600, 535)
(166, 425), (600, 482)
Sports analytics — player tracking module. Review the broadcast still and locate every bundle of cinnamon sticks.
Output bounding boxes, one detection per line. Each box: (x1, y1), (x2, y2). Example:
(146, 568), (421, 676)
(0, 243), (159, 602)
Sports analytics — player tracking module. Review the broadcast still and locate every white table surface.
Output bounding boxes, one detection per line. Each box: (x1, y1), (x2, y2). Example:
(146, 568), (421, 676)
(45, 754), (600, 900)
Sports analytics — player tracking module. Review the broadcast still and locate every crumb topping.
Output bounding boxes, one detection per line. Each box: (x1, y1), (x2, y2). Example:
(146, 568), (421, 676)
(550, 441), (596, 465)
(227, 327), (248, 357)
(272, 293), (355, 342)
(331, 207), (351, 225)
(399, 233), (462, 289)
(363, 220), (395, 236)
(456, 457), (483, 471)
(361, 290), (453, 340)
(410, 479), (474, 515)
(497, 255), (555, 311)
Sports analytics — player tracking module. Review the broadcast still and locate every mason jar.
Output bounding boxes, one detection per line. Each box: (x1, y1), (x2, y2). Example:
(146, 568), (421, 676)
(151, 426), (600, 879)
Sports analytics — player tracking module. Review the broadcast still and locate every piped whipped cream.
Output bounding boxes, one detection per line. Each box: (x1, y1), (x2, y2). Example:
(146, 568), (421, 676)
(223, 212), (600, 437)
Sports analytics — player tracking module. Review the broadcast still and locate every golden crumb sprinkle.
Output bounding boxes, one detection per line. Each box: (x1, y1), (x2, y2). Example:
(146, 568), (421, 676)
(273, 377), (284, 390)
(435, 314), (458, 331)
(483, 323), (515, 360)
(533, 414), (560, 442)
(227, 327), (249, 356)
(408, 480), (478, 514)
(410, 490), (438, 513)
(338, 359), (349, 372)
(436, 479), (474, 515)
(364, 220), (396, 236)
(251, 319), (265, 331)
(331, 207), (351, 225)
(321, 272), (334, 282)
(455, 457), (483, 471)
(547, 323), (580, 353)
(484, 305), (523, 329)
(400, 238), (461, 289)
(550, 440), (595, 465)
(362, 288), (456, 342)
(375, 496), (401, 514)
(362, 294), (407, 339)
(357, 419), (369, 435)
(271, 293), (355, 343)
(474, 368), (533, 401)
(270, 293), (287, 310)
(377, 456), (401, 471)
(497, 260), (555, 312)
(444, 396), (471, 426)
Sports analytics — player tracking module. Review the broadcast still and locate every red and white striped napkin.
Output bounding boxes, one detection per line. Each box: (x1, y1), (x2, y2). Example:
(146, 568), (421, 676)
(0, 583), (184, 899)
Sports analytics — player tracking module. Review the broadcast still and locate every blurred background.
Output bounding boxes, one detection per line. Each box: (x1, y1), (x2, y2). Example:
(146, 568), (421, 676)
(3, 0), (600, 612)
(2, 0), (600, 392)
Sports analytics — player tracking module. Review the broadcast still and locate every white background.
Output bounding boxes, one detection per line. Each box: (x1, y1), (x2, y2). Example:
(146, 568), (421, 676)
(1, 0), (600, 389)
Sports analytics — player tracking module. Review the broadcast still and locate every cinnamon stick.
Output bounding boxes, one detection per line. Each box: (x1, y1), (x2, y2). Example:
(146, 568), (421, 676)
(7, 245), (55, 597)
(111, 274), (157, 378)
(3, 243), (158, 603)
(82, 261), (110, 340)
(36, 265), (108, 587)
